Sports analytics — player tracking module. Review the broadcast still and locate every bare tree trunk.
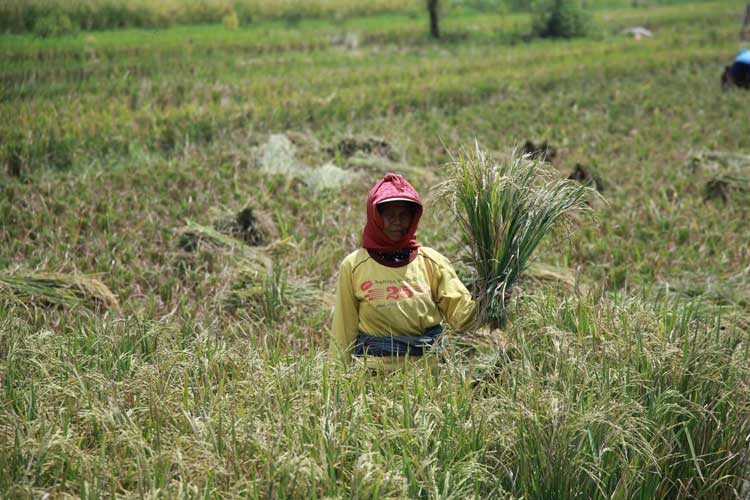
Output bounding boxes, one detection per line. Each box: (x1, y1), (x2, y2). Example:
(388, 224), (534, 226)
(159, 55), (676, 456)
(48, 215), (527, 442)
(742, 1), (750, 40)
(428, 0), (440, 39)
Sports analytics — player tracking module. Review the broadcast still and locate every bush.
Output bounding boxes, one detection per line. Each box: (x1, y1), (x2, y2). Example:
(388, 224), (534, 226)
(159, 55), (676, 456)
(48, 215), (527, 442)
(450, 0), (506, 13)
(223, 10), (240, 29)
(33, 11), (78, 38)
(532, 0), (592, 38)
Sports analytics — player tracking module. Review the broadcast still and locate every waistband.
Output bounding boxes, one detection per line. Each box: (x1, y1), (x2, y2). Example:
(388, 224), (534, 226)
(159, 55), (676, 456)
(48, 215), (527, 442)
(353, 324), (443, 357)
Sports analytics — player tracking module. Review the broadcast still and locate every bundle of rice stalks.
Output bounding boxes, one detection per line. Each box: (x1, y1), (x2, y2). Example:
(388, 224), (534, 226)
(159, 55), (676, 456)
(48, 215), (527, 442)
(688, 151), (750, 202)
(688, 151), (750, 173)
(211, 206), (278, 246)
(433, 143), (594, 328)
(177, 220), (271, 272)
(703, 175), (750, 202)
(0, 271), (119, 311)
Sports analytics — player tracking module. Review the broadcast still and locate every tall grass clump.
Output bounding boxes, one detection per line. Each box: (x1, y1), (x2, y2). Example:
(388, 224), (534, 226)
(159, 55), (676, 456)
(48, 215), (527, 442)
(434, 143), (592, 327)
(480, 293), (750, 498)
(531, 0), (592, 38)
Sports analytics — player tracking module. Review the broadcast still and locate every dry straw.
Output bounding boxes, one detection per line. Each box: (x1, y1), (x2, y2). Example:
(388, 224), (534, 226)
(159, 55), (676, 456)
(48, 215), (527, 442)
(0, 271), (119, 311)
(433, 142), (595, 328)
(177, 219), (271, 271)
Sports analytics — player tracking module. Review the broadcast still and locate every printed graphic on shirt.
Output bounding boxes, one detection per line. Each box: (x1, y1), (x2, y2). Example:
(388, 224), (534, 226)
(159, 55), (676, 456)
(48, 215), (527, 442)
(359, 280), (429, 302)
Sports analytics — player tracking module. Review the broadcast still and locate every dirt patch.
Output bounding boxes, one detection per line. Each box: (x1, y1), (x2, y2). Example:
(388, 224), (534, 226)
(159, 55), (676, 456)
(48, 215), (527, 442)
(213, 206), (278, 247)
(522, 140), (557, 162)
(327, 136), (398, 161)
(704, 176), (750, 203)
(567, 163), (605, 192)
(176, 220), (271, 272)
(688, 151), (750, 202)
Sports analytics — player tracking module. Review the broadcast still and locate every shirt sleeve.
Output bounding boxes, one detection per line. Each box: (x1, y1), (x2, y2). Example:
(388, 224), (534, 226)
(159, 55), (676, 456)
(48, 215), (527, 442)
(330, 257), (359, 362)
(426, 252), (476, 331)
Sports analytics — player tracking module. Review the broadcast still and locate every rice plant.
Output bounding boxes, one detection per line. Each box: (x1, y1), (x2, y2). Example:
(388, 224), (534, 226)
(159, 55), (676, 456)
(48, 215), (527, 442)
(2, 3), (750, 497)
(434, 143), (594, 328)
(223, 261), (320, 322)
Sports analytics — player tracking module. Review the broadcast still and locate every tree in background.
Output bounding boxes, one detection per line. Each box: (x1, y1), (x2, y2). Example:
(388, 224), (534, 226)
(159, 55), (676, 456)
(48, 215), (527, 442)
(532, 0), (591, 39)
(428, 0), (440, 38)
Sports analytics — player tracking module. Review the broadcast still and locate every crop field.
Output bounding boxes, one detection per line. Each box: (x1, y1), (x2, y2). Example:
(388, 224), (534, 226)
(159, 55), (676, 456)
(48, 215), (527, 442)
(2, 0), (750, 498)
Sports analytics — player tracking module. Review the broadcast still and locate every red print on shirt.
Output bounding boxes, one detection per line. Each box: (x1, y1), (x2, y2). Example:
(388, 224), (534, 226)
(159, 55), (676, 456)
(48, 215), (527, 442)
(361, 282), (427, 302)
(364, 287), (385, 301)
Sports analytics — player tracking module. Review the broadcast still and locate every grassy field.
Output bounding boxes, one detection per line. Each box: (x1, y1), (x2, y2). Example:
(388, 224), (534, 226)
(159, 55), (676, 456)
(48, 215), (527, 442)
(2, 0), (750, 497)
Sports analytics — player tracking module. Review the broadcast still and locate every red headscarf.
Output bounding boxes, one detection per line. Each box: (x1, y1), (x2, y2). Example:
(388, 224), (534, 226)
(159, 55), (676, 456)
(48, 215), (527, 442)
(362, 173), (423, 252)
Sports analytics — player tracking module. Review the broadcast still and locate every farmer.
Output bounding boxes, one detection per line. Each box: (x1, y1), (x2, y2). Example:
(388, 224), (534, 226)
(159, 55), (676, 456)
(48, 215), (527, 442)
(721, 48), (750, 90)
(330, 173), (476, 370)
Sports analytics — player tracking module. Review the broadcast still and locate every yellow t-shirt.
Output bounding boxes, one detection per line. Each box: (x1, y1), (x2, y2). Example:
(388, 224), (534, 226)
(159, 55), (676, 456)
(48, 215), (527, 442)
(330, 246), (476, 369)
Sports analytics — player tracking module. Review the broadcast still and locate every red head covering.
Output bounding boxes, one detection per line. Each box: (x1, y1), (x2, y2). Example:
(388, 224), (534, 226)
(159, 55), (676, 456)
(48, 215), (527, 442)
(362, 173), (423, 252)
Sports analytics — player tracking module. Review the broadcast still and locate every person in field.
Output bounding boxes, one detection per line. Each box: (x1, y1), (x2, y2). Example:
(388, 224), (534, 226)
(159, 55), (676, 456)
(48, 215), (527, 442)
(330, 173), (476, 371)
(721, 48), (750, 90)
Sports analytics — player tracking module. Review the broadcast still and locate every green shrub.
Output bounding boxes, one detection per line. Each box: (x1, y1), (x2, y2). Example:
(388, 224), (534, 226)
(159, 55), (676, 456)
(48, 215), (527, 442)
(223, 9), (240, 29)
(531, 0), (592, 38)
(450, 0), (506, 13)
(32, 10), (78, 38)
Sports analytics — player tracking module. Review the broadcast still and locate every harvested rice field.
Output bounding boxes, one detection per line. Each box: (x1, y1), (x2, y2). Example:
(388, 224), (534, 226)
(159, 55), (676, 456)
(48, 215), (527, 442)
(2, 0), (750, 497)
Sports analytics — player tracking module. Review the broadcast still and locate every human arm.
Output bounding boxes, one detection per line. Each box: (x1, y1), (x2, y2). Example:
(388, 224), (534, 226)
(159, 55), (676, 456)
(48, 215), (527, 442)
(423, 250), (476, 331)
(329, 258), (360, 362)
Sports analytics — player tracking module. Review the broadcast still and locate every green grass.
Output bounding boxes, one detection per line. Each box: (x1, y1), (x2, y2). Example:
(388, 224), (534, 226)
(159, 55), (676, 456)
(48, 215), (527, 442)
(0, 0), (708, 34)
(1, 0), (749, 497)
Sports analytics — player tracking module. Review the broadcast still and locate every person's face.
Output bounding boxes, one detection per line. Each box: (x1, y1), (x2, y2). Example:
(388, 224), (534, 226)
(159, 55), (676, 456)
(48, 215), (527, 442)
(378, 201), (415, 242)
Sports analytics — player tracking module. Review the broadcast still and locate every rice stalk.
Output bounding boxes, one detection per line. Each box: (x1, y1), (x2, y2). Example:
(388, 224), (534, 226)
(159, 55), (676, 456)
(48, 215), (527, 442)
(0, 271), (119, 311)
(433, 142), (594, 328)
(223, 261), (321, 322)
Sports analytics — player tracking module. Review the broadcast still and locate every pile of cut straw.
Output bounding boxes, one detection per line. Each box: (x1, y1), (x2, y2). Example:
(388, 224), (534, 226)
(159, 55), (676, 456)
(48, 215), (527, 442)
(0, 271), (119, 311)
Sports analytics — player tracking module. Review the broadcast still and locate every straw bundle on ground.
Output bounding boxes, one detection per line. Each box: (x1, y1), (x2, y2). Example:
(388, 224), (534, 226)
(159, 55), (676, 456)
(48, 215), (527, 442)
(433, 143), (594, 328)
(688, 151), (750, 202)
(177, 220), (271, 271)
(688, 151), (750, 173)
(0, 271), (119, 311)
(211, 206), (278, 246)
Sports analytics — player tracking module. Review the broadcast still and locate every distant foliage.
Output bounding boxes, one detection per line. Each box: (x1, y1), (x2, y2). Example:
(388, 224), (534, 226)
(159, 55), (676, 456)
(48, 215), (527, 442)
(0, 0), (423, 34)
(33, 10), (78, 38)
(449, 0), (506, 13)
(222, 10), (240, 29)
(532, 0), (592, 38)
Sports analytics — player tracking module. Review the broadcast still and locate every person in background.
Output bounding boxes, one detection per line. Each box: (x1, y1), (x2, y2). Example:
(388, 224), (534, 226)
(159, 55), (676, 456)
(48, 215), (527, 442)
(330, 173), (475, 371)
(722, 48), (750, 90)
